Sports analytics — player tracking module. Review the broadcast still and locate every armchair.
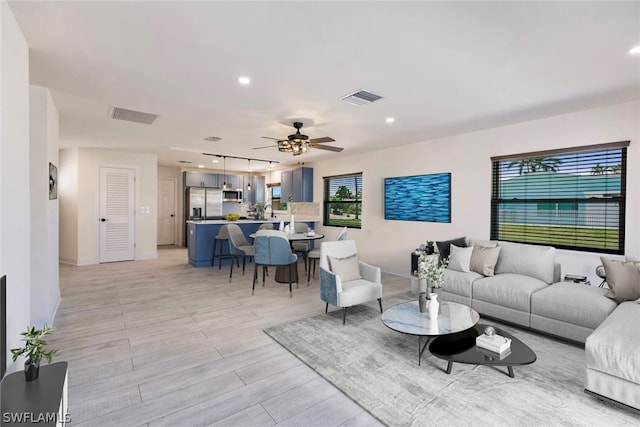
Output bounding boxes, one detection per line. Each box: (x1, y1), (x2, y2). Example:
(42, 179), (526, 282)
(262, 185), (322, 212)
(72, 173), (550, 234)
(319, 240), (383, 324)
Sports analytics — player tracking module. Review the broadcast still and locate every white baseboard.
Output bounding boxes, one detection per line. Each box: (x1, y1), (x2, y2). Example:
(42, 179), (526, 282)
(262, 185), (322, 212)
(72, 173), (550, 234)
(59, 257), (78, 266)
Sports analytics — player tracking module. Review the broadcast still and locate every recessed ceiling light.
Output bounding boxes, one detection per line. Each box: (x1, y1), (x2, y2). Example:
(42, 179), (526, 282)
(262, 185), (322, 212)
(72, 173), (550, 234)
(386, 117), (395, 124)
(238, 76), (251, 85)
(198, 165), (204, 168)
(629, 45), (640, 55)
(211, 159), (219, 163)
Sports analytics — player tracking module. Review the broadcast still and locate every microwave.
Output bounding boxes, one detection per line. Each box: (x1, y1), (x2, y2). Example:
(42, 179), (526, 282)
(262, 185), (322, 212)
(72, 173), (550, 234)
(222, 190), (243, 202)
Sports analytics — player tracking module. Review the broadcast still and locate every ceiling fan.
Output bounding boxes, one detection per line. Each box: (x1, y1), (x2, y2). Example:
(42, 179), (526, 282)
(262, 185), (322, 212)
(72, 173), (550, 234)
(253, 122), (343, 156)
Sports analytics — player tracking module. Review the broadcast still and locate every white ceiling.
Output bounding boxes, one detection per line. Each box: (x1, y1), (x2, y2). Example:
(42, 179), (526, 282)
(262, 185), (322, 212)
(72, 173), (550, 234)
(8, 1), (640, 173)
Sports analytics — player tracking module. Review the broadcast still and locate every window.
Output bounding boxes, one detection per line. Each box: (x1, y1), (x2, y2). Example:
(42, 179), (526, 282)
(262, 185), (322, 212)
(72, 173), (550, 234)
(323, 173), (363, 228)
(268, 184), (281, 210)
(490, 141), (628, 254)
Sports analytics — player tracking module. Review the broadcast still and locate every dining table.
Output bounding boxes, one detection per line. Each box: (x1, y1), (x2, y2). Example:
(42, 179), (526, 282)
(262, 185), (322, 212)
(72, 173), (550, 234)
(249, 232), (325, 283)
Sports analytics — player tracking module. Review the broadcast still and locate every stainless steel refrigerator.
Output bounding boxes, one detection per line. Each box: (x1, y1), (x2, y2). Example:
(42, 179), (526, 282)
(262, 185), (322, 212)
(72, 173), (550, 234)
(187, 188), (223, 219)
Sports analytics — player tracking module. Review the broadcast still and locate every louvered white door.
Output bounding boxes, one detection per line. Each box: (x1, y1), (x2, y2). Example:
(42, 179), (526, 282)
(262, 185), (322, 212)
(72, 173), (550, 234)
(99, 167), (135, 263)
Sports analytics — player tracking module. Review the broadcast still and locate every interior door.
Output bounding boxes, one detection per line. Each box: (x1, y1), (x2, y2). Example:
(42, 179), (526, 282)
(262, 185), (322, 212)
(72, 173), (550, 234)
(99, 167), (135, 263)
(157, 179), (176, 245)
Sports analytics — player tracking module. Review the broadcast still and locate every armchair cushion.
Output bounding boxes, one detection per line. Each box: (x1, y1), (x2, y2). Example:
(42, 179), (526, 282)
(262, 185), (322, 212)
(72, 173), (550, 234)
(329, 253), (361, 282)
(340, 279), (383, 307)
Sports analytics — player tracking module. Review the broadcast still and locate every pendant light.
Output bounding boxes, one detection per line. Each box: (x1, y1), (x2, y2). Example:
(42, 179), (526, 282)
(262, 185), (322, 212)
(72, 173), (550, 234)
(247, 159), (252, 191)
(222, 156), (227, 190)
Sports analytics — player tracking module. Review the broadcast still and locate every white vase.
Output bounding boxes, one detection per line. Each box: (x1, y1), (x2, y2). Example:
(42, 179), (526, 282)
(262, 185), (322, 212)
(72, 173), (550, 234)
(290, 215), (295, 234)
(428, 293), (439, 317)
(279, 220), (284, 231)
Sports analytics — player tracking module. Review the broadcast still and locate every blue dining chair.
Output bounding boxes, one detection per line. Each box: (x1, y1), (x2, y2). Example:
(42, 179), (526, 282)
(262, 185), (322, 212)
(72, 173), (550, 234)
(252, 230), (298, 297)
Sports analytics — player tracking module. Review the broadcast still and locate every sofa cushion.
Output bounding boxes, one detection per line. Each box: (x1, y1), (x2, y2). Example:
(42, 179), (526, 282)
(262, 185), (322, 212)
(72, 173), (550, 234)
(339, 279), (383, 307)
(600, 257), (640, 302)
(436, 237), (467, 262)
(531, 282), (617, 330)
(495, 241), (556, 284)
(473, 273), (547, 312)
(586, 302), (640, 384)
(329, 253), (361, 282)
(470, 245), (501, 276)
(469, 238), (498, 248)
(447, 245), (473, 273)
(442, 269), (482, 298)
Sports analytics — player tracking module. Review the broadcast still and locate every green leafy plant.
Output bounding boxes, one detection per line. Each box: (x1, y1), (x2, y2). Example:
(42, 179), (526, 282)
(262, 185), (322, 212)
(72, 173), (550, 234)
(10, 324), (58, 365)
(416, 254), (449, 288)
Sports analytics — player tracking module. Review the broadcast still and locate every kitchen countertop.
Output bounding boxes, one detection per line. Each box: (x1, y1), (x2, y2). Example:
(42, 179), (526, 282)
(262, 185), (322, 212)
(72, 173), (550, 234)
(186, 219), (282, 225)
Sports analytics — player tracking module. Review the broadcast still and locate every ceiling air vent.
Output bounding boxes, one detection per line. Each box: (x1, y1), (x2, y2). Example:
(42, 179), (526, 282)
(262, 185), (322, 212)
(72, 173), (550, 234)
(109, 106), (158, 124)
(204, 136), (222, 142)
(339, 89), (383, 106)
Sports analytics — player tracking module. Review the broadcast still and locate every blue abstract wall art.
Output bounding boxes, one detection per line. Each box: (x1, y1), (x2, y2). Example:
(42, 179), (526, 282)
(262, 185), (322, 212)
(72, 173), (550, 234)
(384, 173), (451, 222)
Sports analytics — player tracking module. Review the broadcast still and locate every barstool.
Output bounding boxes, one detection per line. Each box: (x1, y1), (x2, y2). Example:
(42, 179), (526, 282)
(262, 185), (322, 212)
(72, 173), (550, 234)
(212, 225), (230, 269)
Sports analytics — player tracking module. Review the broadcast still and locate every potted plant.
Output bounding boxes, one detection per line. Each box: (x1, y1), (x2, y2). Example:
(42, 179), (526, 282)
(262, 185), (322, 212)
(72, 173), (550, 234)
(10, 324), (58, 382)
(425, 241), (435, 255)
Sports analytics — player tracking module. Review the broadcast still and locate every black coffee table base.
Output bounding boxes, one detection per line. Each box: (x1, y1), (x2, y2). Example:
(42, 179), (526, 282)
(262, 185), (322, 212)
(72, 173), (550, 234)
(429, 324), (536, 379)
(418, 336), (434, 366)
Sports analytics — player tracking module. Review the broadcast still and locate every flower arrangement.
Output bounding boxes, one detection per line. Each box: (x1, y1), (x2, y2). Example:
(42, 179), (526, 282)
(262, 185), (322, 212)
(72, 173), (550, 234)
(416, 254), (448, 288)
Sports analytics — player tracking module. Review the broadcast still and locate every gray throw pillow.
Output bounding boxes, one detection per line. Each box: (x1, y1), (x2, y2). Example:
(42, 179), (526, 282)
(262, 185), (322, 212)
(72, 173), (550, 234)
(470, 245), (501, 276)
(601, 257), (640, 302)
(436, 237), (467, 262)
(329, 253), (361, 282)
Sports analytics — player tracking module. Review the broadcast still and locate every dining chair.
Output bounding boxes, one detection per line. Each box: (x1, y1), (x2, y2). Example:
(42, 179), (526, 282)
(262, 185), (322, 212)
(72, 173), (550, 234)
(252, 230), (298, 297)
(292, 222), (310, 272)
(307, 227), (347, 285)
(319, 239), (383, 324)
(227, 223), (254, 281)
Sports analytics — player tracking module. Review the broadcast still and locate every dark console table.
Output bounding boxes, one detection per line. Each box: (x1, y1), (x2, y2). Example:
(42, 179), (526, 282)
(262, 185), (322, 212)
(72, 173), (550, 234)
(1, 361), (68, 426)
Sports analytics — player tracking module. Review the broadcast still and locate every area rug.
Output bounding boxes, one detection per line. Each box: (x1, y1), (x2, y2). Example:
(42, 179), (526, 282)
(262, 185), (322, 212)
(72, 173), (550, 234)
(264, 292), (638, 427)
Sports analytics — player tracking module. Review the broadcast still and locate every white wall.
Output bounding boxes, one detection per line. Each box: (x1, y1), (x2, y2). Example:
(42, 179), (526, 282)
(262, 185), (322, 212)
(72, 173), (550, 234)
(59, 148), (78, 264)
(312, 101), (640, 285)
(29, 85), (60, 327)
(0, 2), (32, 373)
(71, 149), (158, 265)
(158, 166), (182, 246)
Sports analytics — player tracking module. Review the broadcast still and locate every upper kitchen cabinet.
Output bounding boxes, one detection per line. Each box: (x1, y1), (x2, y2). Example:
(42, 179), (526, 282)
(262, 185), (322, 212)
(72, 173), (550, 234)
(244, 176), (266, 203)
(184, 172), (219, 188)
(281, 167), (313, 203)
(223, 174), (243, 190)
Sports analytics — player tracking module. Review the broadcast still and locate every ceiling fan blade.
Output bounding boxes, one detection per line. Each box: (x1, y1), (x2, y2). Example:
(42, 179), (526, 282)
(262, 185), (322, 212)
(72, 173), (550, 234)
(252, 145), (275, 150)
(310, 144), (344, 152)
(309, 136), (335, 144)
(261, 136), (281, 141)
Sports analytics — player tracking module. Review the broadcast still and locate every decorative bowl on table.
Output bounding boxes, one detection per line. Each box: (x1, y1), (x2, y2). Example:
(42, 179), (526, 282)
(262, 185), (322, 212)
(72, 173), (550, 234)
(225, 213), (240, 221)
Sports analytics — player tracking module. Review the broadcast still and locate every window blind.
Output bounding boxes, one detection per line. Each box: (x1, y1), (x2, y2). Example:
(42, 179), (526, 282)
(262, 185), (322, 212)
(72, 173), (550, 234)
(490, 142), (628, 254)
(323, 173), (363, 229)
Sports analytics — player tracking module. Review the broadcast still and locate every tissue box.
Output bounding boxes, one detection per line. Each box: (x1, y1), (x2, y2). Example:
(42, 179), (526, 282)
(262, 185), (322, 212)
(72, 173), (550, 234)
(476, 334), (511, 353)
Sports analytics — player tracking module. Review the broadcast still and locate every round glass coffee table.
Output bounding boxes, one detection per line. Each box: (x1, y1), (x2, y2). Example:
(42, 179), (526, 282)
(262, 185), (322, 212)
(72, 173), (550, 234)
(382, 301), (480, 366)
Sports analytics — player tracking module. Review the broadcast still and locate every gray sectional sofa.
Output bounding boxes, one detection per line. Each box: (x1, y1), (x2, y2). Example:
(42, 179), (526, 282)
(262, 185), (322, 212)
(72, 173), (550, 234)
(435, 238), (640, 411)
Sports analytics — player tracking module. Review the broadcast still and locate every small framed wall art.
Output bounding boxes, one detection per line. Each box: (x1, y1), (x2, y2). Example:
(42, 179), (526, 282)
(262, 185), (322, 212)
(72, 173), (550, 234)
(49, 162), (57, 200)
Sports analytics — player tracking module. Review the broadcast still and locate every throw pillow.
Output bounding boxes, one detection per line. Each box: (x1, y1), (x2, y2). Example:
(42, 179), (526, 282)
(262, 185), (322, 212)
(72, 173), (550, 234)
(329, 253), (361, 282)
(469, 238), (498, 248)
(436, 237), (467, 262)
(470, 245), (501, 276)
(447, 245), (473, 273)
(601, 257), (640, 302)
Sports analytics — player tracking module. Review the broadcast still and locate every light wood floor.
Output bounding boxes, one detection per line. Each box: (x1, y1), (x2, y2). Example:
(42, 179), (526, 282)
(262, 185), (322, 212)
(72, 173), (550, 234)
(55, 246), (409, 426)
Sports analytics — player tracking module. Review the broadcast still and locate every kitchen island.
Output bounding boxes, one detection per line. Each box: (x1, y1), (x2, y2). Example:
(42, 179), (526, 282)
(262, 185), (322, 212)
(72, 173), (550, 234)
(186, 219), (316, 267)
